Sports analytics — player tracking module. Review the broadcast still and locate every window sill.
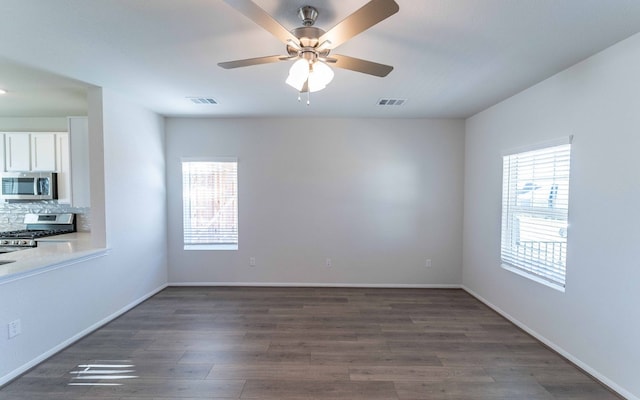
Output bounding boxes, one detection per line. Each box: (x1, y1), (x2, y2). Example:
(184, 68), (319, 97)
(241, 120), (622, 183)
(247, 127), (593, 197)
(501, 263), (565, 293)
(184, 244), (238, 251)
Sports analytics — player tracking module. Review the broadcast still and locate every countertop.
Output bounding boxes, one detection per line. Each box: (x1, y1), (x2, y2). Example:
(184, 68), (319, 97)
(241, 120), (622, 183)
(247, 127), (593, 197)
(0, 233), (108, 283)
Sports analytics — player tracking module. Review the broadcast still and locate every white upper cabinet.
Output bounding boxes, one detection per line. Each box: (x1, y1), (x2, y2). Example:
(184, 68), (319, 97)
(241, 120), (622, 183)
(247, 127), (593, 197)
(31, 133), (57, 171)
(1, 122), (89, 207)
(5, 133), (32, 171)
(4, 132), (60, 172)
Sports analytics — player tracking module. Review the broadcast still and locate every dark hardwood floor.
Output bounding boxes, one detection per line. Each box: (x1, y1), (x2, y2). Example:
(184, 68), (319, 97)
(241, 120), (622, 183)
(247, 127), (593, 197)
(0, 287), (622, 399)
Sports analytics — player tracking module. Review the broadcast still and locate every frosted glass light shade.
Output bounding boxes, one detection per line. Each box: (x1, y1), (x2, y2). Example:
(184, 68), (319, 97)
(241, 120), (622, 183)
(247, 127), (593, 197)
(285, 59), (334, 93)
(286, 59), (310, 91)
(307, 61), (334, 92)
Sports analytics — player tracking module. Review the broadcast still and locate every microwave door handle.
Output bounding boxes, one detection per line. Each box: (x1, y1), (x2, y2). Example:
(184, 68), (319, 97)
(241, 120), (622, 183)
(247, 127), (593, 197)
(34, 179), (39, 195)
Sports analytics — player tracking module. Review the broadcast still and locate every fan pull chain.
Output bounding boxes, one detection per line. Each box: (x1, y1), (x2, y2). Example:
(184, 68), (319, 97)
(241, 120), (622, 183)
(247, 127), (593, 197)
(296, 91), (311, 105)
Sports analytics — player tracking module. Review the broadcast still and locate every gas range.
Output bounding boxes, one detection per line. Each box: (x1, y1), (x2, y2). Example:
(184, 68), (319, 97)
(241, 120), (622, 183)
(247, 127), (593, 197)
(0, 213), (76, 248)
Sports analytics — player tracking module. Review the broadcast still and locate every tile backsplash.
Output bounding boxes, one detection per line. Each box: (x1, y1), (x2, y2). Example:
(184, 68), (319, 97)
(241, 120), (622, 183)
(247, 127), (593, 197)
(0, 201), (90, 232)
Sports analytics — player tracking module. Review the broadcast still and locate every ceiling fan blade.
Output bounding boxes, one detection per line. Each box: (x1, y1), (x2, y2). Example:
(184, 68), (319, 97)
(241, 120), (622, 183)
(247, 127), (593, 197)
(318, 0), (399, 49)
(218, 55), (290, 69)
(330, 54), (393, 77)
(223, 0), (300, 45)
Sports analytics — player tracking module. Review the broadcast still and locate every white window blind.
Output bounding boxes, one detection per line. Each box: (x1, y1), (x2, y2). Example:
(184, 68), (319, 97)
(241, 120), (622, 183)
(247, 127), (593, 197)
(182, 160), (238, 249)
(501, 140), (572, 288)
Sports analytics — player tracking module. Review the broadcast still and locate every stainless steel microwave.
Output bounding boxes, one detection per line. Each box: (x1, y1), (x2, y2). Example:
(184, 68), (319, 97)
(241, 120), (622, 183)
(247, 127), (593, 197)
(1, 172), (57, 201)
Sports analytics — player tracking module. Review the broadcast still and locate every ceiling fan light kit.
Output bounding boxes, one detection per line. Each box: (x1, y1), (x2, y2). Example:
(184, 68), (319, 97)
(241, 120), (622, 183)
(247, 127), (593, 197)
(286, 59), (334, 93)
(219, 0), (399, 103)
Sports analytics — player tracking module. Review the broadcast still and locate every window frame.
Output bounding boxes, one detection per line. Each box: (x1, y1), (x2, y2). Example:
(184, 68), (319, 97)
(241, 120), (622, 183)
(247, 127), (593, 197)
(181, 157), (238, 251)
(500, 137), (572, 291)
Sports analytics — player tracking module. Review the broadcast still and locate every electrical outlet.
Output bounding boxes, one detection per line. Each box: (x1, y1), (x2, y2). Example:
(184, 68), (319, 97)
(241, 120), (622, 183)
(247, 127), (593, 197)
(249, 257), (256, 267)
(425, 259), (432, 268)
(325, 258), (332, 267)
(8, 319), (21, 339)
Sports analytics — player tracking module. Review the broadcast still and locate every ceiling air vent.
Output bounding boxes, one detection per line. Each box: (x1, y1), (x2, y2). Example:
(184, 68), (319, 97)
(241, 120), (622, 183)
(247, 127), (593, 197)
(377, 98), (407, 106)
(187, 97), (218, 105)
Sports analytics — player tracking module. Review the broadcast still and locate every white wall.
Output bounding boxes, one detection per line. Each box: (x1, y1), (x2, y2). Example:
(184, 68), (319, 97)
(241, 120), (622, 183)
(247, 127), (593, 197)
(101, 89), (167, 256)
(166, 118), (464, 286)
(463, 33), (640, 399)
(0, 88), (167, 384)
(0, 117), (70, 131)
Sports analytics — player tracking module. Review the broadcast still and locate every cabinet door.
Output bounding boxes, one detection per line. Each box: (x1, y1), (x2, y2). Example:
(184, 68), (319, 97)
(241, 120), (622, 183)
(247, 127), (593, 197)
(31, 133), (57, 171)
(5, 133), (31, 171)
(0, 133), (5, 172)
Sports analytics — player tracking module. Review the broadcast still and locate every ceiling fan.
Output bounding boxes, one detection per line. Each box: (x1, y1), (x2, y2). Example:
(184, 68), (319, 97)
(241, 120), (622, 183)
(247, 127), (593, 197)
(218, 0), (399, 96)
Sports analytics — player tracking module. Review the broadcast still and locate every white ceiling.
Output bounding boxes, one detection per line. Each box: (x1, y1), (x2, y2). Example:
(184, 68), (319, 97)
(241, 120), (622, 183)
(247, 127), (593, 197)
(0, 57), (89, 118)
(1, 0), (640, 119)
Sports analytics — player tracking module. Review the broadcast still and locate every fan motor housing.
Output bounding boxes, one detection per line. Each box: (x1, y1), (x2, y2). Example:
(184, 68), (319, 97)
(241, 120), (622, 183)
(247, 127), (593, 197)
(287, 27), (330, 57)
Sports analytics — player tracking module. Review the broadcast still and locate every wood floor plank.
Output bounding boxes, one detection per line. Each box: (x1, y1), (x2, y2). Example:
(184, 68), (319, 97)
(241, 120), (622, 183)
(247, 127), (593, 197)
(240, 379), (398, 400)
(0, 287), (624, 399)
(85, 378), (245, 398)
(348, 366), (494, 383)
(436, 351), (571, 368)
(179, 349), (311, 365)
(310, 350), (443, 367)
(394, 381), (556, 400)
(268, 338), (389, 353)
(127, 362), (213, 380)
(146, 337), (270, 352)
(208, 364), (350, 381)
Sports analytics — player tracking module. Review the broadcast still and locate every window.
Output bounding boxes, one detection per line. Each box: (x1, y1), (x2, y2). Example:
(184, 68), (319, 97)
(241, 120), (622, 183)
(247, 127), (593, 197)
(501, 138), (572, 289)
(182, 159), (238, 250)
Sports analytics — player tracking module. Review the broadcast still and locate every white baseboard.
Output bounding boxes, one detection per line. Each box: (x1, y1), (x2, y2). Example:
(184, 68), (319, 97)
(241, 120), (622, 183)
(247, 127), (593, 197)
(0, 283), (168, 387)
(169, 281), (462, 289)
(462, 285), (636, 400)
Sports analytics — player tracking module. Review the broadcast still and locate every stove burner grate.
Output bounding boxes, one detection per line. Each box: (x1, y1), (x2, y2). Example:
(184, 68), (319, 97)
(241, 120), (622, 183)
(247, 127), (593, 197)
(0, 228), (76, 247)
